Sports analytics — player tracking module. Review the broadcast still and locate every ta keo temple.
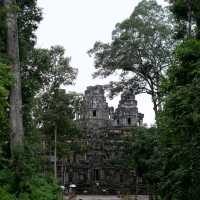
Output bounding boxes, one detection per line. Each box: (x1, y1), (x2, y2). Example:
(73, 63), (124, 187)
(55, 85), (147, 194)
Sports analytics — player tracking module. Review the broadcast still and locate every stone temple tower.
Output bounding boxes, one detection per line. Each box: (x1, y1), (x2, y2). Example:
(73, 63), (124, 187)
(113, 90), (144, 127)
(79, 85), (110, 129)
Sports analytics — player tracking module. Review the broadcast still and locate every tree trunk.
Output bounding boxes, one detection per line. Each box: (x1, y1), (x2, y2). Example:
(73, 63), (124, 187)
(135, 176), (138, 200)
(187, 0), (192, 38)
(152, 95), (158, 122)
(61, 159), (64, 185)
(54, 125), (57, 180)
(148, 80), (159, 123)
(5, 0), (24, 151)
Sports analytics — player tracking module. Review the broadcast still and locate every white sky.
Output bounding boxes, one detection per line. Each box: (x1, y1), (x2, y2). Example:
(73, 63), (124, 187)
(36, 0), (167, 126)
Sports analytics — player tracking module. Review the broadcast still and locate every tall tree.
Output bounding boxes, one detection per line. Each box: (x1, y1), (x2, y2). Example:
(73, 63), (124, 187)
(30, 46), (78, 180)
(159, 39), (200, 200)
(0, 1), (76, 199)
(16, 0), (42, 133)
(34, 90), (81, 180)
(88, 0), (174, 120)
(5, 0), (24, 150)
(157, 1), (200, 199)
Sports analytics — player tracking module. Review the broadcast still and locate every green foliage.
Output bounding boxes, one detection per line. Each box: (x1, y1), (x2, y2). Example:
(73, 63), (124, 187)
(36, 89), (80, 133)
(0, 62), (12, 110)
(0, 3), (7, 54)
(34, 89), (82, 159)
(18, 176), (59, 200)
(0, 147), (60, 200)
(0, 0), (42, 59)
(22, 46), (77, 99)
(0, 171), (60, 200)
(168, 0), (200, 38)
(158, 39), (200, 199)
(17, 0), (42, 62)
(121, 127), (162, 197)
(89, 0), (174, 117)
(0, 188), (14, 200)
(167, 39), (200, 87)
(0, 2), (69, 199)
(22, 46), (77, 133)
(131, 128), (161, 180)
(0, 61), (12, 145)
(0, 168), (15, 193)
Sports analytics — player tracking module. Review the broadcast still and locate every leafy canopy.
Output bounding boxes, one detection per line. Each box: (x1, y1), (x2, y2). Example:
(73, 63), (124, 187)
(168, 0), (200, 38)
(89, 0), (174, 116)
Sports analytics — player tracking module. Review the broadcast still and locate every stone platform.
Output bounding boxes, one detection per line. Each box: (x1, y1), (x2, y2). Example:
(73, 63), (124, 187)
(65, 195), (149, 200)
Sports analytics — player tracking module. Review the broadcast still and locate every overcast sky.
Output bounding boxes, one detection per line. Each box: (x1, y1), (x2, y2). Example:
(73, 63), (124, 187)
(36, 0), (167, 126)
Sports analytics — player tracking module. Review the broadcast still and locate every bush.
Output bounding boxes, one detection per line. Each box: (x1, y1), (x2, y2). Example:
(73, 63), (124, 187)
(0, 188), (14, 200)
(18, 176), (59, 200)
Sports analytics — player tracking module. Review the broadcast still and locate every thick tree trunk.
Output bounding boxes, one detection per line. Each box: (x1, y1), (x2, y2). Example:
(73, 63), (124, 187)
(5, 0), (24, 151)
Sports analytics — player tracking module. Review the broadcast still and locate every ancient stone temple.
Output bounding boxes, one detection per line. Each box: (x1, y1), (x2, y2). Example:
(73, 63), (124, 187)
(77, 85), (144, 128)
(57, 85), (146, 194)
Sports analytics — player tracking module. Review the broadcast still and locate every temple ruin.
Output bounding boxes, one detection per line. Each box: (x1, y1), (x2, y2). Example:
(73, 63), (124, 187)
(56, 85), (146, 194)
